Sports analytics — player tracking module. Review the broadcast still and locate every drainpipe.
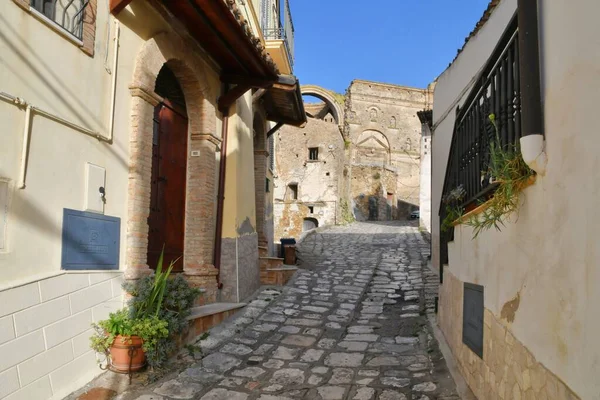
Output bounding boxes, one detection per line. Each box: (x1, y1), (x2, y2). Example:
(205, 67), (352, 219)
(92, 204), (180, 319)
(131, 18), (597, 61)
(214, 105), (230, 290)
(517, 0), (547, 175)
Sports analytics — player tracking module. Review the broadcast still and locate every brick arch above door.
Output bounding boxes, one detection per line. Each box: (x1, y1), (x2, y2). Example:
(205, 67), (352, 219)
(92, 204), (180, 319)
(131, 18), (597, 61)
(125, 31), (220, 299)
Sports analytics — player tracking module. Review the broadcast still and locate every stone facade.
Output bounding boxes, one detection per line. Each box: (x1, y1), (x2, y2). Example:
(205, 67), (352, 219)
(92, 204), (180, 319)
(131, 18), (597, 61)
(273, 81), (432, 241)
(274, 115), (345, 241)
(347, 80), (432, 221)
(439, 270), (580, 400)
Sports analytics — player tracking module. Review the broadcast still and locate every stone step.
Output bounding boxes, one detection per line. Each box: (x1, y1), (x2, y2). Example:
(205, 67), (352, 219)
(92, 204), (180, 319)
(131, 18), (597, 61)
(182, 302), (247, 344)
(266, 265), (298, 272)
(186, 302), (247, 321)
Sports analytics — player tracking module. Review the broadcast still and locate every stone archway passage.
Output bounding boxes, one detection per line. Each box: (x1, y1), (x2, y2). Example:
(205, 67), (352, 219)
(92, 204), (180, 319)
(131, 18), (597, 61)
(303, 217), (319, 231)
(301, 85), (345, 135)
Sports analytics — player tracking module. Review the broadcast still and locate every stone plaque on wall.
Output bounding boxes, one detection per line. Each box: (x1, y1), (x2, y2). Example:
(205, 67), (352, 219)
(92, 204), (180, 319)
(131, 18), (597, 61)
(463, 282), (484, 358)
(61, 209), (120, 270)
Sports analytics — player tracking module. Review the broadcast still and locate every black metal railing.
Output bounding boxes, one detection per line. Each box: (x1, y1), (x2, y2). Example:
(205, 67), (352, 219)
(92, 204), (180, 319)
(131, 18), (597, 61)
(262, 0), (295, 67)
(439, 13), (520, 281)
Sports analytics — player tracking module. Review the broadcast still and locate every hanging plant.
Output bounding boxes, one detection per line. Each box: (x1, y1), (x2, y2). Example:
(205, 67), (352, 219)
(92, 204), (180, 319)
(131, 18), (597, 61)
(465, 114), (534, 237)
(441, 185), (465, 233)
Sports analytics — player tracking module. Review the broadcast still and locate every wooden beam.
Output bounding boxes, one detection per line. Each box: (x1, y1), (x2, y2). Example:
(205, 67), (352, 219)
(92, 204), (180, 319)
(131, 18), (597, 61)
(110, 0), (133, 15)
(266, 122), (284, 138)
(221, 74), (275, 89)
(218, 84), (253, 113)
(252, 89), (267, 104)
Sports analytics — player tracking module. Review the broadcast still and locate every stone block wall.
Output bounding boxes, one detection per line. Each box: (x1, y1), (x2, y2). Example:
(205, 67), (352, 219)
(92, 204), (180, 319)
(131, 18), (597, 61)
(0, 272), (123, 400)
(439, 270), (580, 400)
(273, 115), (344, 240)
(346, 80), (428, 219)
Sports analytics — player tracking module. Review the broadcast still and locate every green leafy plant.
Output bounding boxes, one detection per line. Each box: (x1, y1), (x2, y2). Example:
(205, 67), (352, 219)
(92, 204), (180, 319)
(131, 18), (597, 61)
(441, 205), (464, 232)
(440, 185), (465, 232)
(123, 251), (201, 368)
(132, 249), (176, 319)
(465, 114), (534, 237)
(89, 309), (169, 357)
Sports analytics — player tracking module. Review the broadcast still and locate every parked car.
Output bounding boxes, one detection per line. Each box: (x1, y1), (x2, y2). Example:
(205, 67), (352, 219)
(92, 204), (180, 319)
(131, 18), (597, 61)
(410, 210), (420, 219)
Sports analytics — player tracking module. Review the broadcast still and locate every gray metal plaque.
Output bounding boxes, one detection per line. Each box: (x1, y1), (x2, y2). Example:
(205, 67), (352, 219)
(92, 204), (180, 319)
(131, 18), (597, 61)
(462, 283), (484, 358)
(61, 209), (120, 270)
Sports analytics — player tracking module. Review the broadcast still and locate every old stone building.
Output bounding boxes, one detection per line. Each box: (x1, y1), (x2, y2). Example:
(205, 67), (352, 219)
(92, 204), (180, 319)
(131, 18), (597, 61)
(273, 80), (433, 241)
(346, 80), (433, 221)
(273, 86), (345, 241)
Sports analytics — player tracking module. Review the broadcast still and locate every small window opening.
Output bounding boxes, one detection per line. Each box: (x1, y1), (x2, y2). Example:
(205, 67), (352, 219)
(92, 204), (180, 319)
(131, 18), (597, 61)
(326, 172), (330, 176)
(265, 178), (270, 193)
(308, 147), (319, 161)
(287, 184), (298, 200)
(308, 206), (314, 213)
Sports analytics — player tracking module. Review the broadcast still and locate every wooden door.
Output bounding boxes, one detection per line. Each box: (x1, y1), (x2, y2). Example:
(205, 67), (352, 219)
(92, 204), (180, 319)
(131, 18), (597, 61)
(147, 101), (187, 272)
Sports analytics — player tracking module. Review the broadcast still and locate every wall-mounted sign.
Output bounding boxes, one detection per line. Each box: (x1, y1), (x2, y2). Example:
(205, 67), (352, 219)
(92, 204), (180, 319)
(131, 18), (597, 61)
(61, 209), (120, 270)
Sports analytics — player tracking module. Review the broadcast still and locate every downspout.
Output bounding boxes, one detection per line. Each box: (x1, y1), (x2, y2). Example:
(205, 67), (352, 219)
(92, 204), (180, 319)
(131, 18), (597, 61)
(517, 0), (547, 175)
(214, 104), (229, 290)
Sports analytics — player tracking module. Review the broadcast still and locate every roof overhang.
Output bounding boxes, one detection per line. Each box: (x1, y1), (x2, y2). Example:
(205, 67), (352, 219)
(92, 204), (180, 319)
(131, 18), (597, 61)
(112, 0), (279, 79)
(112, 0), (306, 126)
(262, 75), (307, 128)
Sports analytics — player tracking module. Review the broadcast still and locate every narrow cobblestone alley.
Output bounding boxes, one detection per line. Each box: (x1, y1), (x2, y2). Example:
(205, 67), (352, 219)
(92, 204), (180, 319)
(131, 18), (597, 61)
(109, 222), (460, 400)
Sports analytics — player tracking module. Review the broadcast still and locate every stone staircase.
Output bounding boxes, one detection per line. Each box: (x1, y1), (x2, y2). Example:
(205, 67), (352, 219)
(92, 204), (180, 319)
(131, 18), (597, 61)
(259, 245), (297, 286)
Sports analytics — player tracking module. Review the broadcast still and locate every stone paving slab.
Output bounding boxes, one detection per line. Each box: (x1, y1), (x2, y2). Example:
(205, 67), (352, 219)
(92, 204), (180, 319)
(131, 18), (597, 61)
(68, 221), (459, 400)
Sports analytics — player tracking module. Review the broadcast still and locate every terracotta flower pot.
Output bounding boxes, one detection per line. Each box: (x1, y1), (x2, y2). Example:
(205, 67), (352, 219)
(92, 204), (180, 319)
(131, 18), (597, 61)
(109, 335), (146, 373)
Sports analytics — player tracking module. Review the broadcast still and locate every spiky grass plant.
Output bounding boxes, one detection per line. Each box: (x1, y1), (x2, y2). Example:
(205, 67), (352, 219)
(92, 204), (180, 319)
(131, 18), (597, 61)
(465, 114), (534, 238)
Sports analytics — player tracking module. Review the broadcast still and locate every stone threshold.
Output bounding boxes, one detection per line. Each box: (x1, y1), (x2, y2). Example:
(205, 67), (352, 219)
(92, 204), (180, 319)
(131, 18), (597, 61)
(186, 302), (247, 321)
(266, 265), (298, 271)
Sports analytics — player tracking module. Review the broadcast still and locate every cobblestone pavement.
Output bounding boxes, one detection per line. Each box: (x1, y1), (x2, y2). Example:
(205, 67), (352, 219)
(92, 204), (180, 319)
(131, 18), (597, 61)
(101, 222), (459, 400)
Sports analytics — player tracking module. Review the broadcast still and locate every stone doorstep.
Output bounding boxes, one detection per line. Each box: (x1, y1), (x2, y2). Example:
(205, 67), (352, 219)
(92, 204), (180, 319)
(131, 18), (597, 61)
(266, 265), (298, 272)
(186, 302), (247, 321)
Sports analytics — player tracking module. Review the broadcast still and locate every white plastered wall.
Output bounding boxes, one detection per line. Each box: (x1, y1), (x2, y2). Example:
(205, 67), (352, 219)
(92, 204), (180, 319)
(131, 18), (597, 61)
(433, 0), (600, 398)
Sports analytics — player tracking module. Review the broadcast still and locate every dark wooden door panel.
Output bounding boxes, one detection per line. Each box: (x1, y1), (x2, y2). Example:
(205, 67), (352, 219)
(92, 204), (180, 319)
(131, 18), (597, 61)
(147, 102), (187, 272)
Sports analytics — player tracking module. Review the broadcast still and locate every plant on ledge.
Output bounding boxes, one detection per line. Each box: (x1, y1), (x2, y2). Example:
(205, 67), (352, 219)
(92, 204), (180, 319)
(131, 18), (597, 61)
(465, 114), (534, 238)
(441, 185), (465, 232)
(123, 253), (201, 369)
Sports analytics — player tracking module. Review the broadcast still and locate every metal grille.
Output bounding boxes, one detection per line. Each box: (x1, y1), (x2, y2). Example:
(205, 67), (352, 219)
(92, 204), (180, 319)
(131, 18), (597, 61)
(31, 0), (89, 40)
(268, 135), (274, 171)
(439, 14), (520, 276)
(262, 0), (295, 67)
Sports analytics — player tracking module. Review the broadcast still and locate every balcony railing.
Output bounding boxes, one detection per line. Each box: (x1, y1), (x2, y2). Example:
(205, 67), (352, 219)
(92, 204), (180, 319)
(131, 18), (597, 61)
(30, 0), (89, 40)
(262, 0), (295, 67)
(439, 14), (520, 277)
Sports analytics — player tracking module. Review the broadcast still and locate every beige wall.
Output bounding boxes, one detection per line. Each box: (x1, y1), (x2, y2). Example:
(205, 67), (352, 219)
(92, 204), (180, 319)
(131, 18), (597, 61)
(0, 0), (249, 397)
(433, 0), (600, 398)
(0, 1), (140, 286)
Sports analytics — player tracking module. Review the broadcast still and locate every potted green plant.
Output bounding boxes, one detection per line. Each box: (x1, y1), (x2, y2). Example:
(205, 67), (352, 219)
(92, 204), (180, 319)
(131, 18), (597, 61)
(90, 249), (175, 373)
(90, 309), (169, 372)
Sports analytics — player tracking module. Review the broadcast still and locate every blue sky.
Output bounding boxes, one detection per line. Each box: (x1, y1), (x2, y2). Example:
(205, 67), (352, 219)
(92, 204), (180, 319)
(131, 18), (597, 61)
(290, 0), (490, 94)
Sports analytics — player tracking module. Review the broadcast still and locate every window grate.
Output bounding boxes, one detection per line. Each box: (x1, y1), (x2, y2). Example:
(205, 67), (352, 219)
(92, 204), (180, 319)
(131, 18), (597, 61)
(308, 147), (319, 161)
(31, 0), (88, 40)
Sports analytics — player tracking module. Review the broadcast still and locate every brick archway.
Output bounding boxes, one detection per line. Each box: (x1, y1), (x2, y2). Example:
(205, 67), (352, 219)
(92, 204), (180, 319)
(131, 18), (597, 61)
(125, 32), (220, 299)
